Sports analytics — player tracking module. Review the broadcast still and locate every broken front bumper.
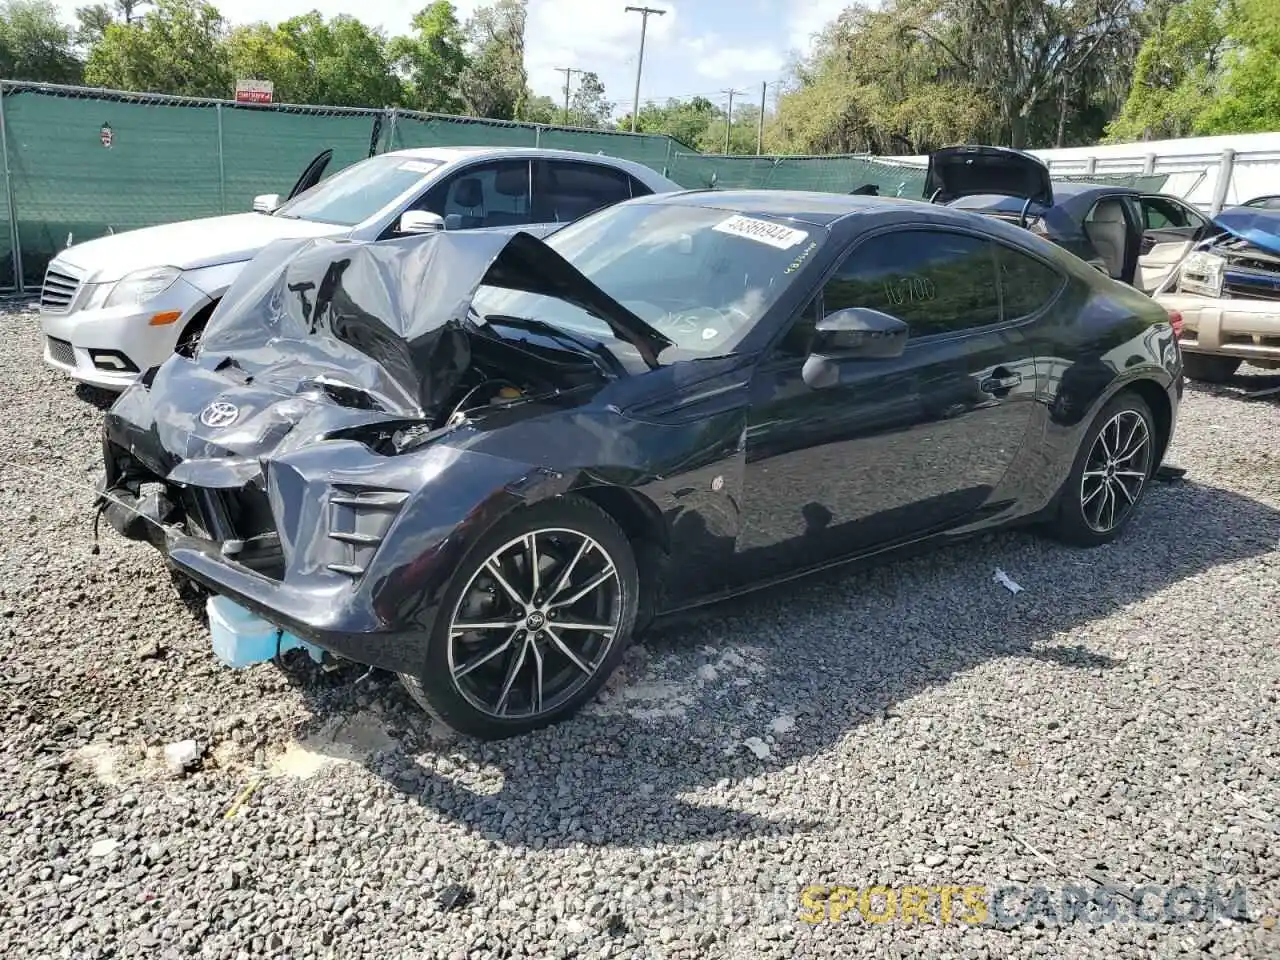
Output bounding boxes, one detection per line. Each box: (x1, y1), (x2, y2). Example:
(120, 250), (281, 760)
(1156, 292), (1280, 367)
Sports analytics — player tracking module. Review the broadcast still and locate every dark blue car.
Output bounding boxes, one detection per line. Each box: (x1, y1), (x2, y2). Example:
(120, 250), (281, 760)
(924, 145), (1216, 295)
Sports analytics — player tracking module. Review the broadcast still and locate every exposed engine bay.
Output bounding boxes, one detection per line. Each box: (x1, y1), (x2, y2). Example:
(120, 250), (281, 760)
(1175, 234), (1280, 302)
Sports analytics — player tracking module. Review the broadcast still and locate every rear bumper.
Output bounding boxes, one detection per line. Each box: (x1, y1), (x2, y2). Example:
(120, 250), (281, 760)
(1157, 292), (1280, 363)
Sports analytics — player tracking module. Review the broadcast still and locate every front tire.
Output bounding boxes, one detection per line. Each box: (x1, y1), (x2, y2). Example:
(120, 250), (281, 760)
(1181, 353), (1240, 384)
(1047, 391), (1157, 547)
(399, 495), (639, 740)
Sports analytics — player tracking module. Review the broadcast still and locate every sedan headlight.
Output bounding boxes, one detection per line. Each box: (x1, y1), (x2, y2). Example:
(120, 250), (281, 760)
(1177, 251), (1225, 298)
(103, 266), (182, 309)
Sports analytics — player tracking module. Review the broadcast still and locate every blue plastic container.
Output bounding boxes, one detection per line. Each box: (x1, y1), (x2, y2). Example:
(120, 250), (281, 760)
(206, 595), (324, 668)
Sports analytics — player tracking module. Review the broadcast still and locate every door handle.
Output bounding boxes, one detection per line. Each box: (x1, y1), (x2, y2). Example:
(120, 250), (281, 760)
(980, 372), (1022, 393)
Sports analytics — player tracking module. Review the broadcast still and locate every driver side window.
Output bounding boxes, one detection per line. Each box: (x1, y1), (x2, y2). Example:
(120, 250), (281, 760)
(414, 160), (533, 229)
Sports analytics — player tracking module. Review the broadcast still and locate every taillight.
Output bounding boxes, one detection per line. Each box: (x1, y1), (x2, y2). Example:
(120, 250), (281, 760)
(1167, 309), (1184, 339)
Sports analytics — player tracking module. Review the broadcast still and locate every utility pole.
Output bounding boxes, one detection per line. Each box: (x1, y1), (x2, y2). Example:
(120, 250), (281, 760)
(625, 5), (666, 132)
(721, 88), (744, 153)
(555, 67), (582, 125)
(756, 81), (767, 155)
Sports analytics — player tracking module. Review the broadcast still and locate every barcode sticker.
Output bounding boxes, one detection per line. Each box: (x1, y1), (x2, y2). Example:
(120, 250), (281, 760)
(712, 214), (809, 250)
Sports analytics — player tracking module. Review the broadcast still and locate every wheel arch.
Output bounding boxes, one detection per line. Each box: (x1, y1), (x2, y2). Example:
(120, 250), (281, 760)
(570, 483), (670, 632)
(1114, 376), (1174, 466)
(175, 297), (220, 358)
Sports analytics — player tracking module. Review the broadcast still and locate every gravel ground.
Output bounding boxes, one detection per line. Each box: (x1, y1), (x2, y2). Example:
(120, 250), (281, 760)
(1, 300), (1277, 960)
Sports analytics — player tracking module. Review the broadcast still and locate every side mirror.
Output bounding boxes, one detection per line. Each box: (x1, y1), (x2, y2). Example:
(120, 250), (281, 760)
(398, 211), (445, 235)
(802, 307), (909, 389)
(253, 193), (282, 214)
(444, 213), (463, 231)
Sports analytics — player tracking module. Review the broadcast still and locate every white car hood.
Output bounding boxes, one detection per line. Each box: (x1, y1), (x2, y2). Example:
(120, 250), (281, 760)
(54, 213), (347, 283)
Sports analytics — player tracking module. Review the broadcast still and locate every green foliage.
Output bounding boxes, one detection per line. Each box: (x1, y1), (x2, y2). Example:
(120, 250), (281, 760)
(1105, 0), (1226, 141)
(519, 93), (557, 124)
(0, 0), (83, 83)
(566, 71), (611, 128)
(388, 1), (467, 113)
(73, 3), (112, 47)
(1195, 0), (1280, 133)
(772, 3), (997, 154)
(619, 96), (718, 147)
(13, 0), (1280, 154)
(84, 0), (230, 97)
(458, 0), (527, 121)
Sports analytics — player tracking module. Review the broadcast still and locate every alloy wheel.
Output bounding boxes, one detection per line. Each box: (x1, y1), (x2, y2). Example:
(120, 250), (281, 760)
(1079, 409), (1152, 533)
(447, 528), (623, 719)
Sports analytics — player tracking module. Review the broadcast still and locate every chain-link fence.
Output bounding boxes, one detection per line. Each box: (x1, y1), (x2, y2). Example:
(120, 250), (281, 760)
(0, 80), (1174, 292)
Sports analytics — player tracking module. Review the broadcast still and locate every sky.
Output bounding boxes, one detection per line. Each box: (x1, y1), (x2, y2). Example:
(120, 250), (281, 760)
(52, 0), (851, 116)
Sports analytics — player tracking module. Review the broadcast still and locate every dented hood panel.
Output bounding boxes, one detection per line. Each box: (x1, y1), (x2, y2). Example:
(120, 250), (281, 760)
(196, 228), (674, 419)
(1212, 207), (1280, 257)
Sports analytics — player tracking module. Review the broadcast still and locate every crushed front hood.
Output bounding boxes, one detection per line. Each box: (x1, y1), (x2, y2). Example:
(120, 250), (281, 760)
(195, 228), (674, 419)
(925, 144), (1054, 207)
(1211, 207), (1280, 258)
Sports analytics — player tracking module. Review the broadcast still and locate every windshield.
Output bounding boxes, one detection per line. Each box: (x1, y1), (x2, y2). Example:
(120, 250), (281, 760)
(470, 201), (823, 362)
(274, 155), (442, 227)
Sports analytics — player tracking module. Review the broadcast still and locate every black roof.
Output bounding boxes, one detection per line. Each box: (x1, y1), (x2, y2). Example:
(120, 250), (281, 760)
(950, 180), (1140, 215)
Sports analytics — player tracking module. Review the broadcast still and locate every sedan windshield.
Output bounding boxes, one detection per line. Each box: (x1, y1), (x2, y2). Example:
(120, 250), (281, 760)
(274, 155), (442, 227)
(470, 201), (824, 362)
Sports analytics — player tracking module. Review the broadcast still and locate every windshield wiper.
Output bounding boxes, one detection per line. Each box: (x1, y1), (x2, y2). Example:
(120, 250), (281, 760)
(479, 313), (620, 375)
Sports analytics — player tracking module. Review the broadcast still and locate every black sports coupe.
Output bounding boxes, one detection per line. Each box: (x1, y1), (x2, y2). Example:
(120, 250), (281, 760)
(98, 189), (1183, 739)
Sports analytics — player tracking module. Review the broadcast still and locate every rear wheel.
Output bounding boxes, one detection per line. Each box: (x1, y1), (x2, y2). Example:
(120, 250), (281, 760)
(399, 495), (639, 739)
(1047, 391), (1157, 547)
(1181, 353), (1240, 384)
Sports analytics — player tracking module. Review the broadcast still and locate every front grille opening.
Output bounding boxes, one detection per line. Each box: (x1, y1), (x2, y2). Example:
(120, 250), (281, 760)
(180, 483), (284, 581)
(41, 267), (81, 312)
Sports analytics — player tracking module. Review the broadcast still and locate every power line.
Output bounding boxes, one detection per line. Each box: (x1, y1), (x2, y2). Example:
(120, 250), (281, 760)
(721, 88), (745, 153)
(554, 66), (583, 125)
(624, 5), (666, 131)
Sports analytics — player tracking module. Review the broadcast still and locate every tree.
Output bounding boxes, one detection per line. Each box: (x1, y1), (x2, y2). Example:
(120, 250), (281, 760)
(567, 70), (611, 127)
(458, 0), (527, 120)
(520, 93), (557, 123)
(227, 12), (402, 107)
(0, 0), (84, 83)
(905, 0), (1141, 148)
(772, 4), (993, 155)
(1194, 0), (1280, 133)
(619, 96), (717, 147)
(84, 0), (229, 97)
(115, 0), (151, 23)
(1104, 0), (1226, 140)
(388, 1), (468, 113)
(73, 3), (113, 47)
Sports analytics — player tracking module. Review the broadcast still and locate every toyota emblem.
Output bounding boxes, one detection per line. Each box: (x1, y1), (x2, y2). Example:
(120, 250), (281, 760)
(199, 400), (240, 428)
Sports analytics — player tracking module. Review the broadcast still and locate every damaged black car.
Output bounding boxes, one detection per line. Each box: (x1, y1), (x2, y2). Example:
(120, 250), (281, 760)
(98, 190), (1182, 739)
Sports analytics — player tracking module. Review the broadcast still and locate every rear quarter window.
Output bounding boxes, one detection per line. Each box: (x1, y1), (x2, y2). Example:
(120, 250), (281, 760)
(996, 242), (1064, 319)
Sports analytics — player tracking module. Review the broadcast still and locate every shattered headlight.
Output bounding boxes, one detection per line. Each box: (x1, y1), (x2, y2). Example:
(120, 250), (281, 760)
(1177, 251), (1225, 298)
(104, 266), (182, 309)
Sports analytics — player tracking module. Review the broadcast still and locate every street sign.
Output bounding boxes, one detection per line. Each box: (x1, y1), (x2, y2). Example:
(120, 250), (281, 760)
(235, 80), (274, 104)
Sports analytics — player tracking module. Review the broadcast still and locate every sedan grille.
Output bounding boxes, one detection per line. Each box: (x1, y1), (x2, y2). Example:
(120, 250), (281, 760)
(46, 336), (76, 367)
(40, 264), (83, 313)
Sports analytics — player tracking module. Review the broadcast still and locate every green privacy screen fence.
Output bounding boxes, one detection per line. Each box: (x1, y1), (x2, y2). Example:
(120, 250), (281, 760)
(0, 81), (1171, 291)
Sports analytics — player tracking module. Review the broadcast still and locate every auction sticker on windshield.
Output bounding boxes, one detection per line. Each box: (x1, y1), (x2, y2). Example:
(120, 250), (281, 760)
(713, 214), (809, 250)
(399, 160), (439, 174)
